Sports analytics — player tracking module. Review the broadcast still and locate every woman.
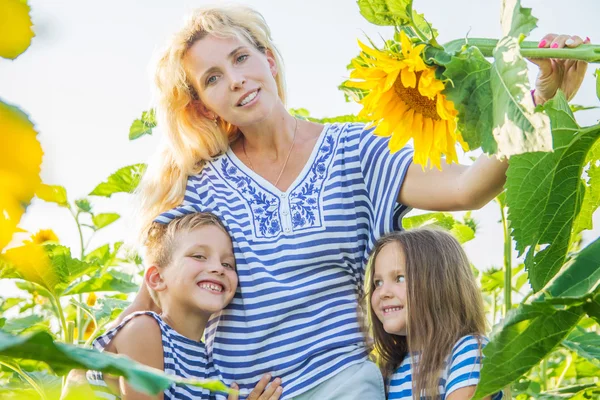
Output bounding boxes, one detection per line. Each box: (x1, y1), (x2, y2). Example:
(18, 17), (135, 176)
(127, 5), (587, 400)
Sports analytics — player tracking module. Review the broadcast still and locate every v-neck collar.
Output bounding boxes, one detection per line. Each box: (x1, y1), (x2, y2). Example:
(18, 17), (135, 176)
(225, 123), (330, 195)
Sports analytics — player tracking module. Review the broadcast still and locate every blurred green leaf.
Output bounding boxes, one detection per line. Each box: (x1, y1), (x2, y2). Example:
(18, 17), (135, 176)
(402, 212), (456, 230)
(0, 330), (231, 395)
(129, 109), (156, 140)
(64, 269), (138, 295)
(92, 213), (120, 230)
(89, 164), (147, 198)
(1, 315), (46, 334)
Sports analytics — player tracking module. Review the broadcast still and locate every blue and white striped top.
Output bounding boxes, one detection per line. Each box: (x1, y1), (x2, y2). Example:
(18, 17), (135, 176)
(86, 311), (217, 400)
(387, 335), (503, 400)
(156, 122), (413, 399)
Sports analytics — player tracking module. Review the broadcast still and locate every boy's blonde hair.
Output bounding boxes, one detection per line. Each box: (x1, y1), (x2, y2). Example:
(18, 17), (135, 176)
(136, 5), (286, 241)
(144, 212), (228, 307)
(365, 228), (486, 399)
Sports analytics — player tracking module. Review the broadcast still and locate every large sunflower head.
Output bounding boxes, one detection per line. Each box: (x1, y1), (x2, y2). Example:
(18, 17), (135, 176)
(345, 31), (468, 169)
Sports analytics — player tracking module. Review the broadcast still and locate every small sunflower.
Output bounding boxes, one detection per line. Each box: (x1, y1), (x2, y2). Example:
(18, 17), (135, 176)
(31, 229), (59, 244)
(346, 31), (468, 169)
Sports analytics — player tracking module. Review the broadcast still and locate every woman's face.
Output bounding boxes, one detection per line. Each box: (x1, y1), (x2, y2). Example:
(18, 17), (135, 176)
(184, 34), (280, 127)
(371, 243), (408, 336)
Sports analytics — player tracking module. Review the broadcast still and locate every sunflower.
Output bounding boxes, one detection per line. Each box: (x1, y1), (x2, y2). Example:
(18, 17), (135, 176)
(346, 31), (468, 169)
(31, 229), (59, 244)
(0, 100), (43, 250)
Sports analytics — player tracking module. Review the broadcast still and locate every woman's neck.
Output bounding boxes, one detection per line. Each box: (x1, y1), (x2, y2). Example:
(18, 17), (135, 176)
(238, 104), (297, 159)
(159, 304), (210, 342)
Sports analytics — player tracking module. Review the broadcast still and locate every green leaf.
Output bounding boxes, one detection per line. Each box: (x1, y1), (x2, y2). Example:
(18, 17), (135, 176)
(1, 315), (47, 334)
(450, 223), (475, 244)
(491, 35), (551, 158)
(47, 245), (97, 296)
(572, 138), (600, 235)
(36, 184), (68, 207)
(89, 164), (147, 198)
(0, 330), (231, 396)
(474, 304), (584, 399)
(402, 212), (456, 230)
(92, 213), (120, 230)
(584, 292), (600, 324)
(357, 0), (409, 26)
(129, 109), (156, 141)
(595, 69), (600, 102)
(505, 93), (600, 291)
(442, 46), (494, 152)
(562, 326), (600, 365)
(501, 0), (538, 38)
(0, 298), (23, 313)
(289, 108), (367, 124)
(64, 269), (138, 295)
(74, 198), (92, 213)
(570, 104), (599, 113)
(537, 237), (600, 303)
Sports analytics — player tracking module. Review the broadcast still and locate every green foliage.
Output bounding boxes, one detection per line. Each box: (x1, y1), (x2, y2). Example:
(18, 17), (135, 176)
(129, 109), (157, 140)
(402, 212), (475, 244)
(357, 0), (411, 26)
(442, 46), (495, 152)
(595, 69), (600, 102)
(474, 237), (600, 398)
(505, 93), (600, 291)
(92, 213), (120, 230)
(0, 330), (230, 396)
(36, 185), (69, 207)
(89, 164), (147, 197)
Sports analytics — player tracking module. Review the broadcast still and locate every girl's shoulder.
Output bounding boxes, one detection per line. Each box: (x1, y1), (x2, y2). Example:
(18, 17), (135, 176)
(450, 334), (488, 358)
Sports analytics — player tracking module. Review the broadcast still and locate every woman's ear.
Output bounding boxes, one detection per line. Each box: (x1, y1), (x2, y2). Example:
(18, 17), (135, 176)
(192, 100), (218, 120)
(145, 266), (167, 293)
(265, 48), (278, 78)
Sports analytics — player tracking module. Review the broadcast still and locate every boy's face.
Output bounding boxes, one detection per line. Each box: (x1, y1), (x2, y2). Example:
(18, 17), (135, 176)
(371, 243), (408, 336)
(161, 224), (238, 315)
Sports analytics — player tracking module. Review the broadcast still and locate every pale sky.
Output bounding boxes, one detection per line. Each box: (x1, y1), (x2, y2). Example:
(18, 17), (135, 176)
(1, 0), (599, 298)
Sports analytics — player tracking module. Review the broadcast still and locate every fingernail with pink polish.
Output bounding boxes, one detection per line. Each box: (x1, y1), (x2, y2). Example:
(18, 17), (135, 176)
(551, 43), (559, 48)
(538, 39), (547, 48)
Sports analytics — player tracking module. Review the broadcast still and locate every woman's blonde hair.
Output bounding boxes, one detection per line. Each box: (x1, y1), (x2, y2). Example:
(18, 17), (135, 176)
(365, 228), (486, 399)
(136, 5), (286, 238)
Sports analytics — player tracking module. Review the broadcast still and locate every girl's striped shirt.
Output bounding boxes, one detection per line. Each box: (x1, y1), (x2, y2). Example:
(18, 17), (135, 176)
(156, 122), (413, 399)
(387, 335), (503, 400)
(86, 311), (217, 400)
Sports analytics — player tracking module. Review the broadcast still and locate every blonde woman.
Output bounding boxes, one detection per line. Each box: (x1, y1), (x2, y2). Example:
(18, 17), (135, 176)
(367, 229), (502, 399)
(122, 5), (587, 400)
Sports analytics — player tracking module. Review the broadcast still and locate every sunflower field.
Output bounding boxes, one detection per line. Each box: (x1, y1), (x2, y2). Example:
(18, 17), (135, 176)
(1, 0), (600, 399)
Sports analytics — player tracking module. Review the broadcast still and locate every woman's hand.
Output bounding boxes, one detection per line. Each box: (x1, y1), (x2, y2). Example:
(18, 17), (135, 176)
(227, 374), (283, 400)
(530, 33), (590, 104)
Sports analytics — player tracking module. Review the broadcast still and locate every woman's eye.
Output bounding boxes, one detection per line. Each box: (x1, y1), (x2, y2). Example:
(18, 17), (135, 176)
(396, 275), (405, 283)
(236, 54), (248, 63)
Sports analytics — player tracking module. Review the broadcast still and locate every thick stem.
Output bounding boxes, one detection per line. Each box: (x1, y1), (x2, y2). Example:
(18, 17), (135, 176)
(0, 360), (49, 400)
(51, 295), (69, 343)
(443, 39), (600, 62)
(501, 205), (512, 315)
(541, 359), (548, 391)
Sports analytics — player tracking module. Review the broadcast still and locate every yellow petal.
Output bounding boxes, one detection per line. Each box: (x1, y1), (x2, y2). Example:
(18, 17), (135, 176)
(0, 0), (35, 60)
(401, 68), (416, 88)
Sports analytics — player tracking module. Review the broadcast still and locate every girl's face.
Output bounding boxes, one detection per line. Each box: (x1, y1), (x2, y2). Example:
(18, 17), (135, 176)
(184, 34), (280, 128)
(161, 225), (238, 315)
(371, 243), (408, 336)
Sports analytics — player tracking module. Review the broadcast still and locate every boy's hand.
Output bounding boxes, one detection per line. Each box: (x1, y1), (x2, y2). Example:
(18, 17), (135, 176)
(227, 374), (283, 400)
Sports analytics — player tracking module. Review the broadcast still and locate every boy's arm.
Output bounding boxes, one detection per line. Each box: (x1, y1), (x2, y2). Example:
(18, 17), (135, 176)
(111, 314), (165, 400)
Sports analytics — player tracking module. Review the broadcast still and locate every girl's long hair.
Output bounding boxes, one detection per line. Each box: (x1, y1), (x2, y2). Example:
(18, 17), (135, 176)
(135, 5), (286, 239)
(366, 228), (486, 398)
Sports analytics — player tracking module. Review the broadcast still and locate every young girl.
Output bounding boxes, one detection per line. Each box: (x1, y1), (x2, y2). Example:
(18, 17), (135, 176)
(367, 228), (503, 400)
(86, 212), (282, 400)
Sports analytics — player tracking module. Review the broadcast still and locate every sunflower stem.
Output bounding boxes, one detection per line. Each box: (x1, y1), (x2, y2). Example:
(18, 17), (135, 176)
(443, 39), (600, 62)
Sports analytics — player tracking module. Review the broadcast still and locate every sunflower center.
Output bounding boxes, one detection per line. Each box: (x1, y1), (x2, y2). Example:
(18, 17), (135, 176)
(394, 71), (440, 120)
